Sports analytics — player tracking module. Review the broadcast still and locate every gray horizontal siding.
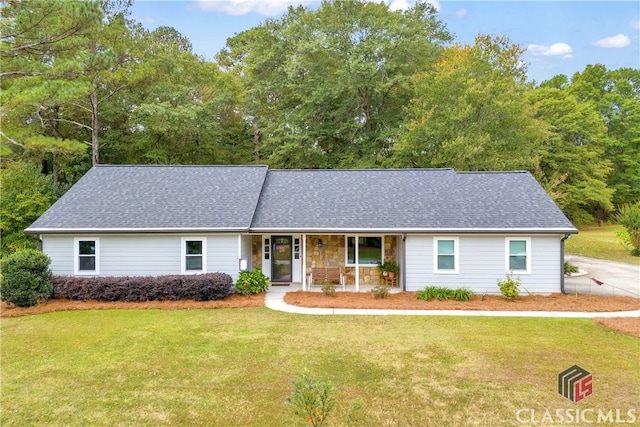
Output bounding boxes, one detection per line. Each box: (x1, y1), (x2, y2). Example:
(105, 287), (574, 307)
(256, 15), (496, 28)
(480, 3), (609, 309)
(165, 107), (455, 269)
(43, 234), (241, 280)
(405, 235), (562, 294)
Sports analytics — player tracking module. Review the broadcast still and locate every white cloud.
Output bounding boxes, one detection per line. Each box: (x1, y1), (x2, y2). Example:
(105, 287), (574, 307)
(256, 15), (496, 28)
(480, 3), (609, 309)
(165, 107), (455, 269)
(527, 43), (573, 59)
(388, 0), (439, 11)
(631, 20), (640, 30)
(193, 0), (439, 16)
(593, 33), (631, 48)
(455, 8), (467, 18)
(193, 0), (316, 16)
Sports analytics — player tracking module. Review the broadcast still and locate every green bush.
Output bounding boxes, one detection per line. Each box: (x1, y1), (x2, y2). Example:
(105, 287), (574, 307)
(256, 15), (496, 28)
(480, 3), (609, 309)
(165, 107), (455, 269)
(1, 249), (53, 307)
(497, 273), (521, 300)
(616, 202), (640, 256)
(417, 286), (474, 302)
(235, 267), (270, 296)
(564, 261), (579, 274)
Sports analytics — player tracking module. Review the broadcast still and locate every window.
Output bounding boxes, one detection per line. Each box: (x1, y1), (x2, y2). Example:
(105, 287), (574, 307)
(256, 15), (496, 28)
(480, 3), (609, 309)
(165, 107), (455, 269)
(434, 237), (458, 273)
(346, 236), (383, 266)
(74, 238), (99, 275)
(506, 238), (531, 273)
(182, 238), (206, 274)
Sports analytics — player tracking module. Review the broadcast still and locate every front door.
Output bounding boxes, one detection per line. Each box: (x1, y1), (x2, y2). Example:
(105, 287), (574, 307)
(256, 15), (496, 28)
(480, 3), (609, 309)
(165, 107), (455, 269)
(272, 236), (292, 282)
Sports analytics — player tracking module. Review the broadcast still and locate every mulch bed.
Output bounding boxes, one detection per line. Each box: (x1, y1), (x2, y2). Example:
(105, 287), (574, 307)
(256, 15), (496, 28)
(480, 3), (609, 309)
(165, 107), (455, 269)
(283, 291), (640, 312)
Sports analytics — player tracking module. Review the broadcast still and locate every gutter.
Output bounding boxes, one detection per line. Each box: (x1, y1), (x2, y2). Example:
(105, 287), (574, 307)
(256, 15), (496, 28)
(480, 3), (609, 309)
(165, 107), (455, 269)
(560, 234), (571, 295)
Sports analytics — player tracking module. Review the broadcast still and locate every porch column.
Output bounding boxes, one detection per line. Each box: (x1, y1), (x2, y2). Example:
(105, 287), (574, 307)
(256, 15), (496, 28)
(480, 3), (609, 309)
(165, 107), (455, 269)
(355, 236), (360, 292)
(302, 233), (307, 291)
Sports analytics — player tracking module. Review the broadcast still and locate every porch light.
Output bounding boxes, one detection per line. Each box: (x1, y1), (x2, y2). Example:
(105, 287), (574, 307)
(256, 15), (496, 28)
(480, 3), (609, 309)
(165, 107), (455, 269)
(317, 239), (323, 248)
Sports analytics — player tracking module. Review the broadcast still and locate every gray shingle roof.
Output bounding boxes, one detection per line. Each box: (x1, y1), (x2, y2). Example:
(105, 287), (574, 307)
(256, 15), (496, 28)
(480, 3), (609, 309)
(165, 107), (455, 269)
(250, 169), (577, 233)
(27, 166), (577, 234)
(26, 165), (268, 232)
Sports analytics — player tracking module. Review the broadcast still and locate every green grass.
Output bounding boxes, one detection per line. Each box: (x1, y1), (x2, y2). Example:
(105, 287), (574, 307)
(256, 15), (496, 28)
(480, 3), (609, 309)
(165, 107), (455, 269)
(566, 224), (640, 265)
(2, 308), (639, 426)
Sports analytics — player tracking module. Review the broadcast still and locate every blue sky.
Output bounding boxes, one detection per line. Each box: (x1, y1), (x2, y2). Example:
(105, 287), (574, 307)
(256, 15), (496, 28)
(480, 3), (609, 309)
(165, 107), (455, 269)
(131, 1), (640, 83)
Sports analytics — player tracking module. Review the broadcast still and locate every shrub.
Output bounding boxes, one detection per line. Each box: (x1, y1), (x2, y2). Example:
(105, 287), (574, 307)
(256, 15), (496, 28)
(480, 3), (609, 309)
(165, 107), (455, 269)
(371, 283), (389, 299)
(497, 273), (521, 300)
(52, 273), (234, 302)
(564, 261), (579, 274)
(321, 279), (336, 297)
(1, 249), (53, 307)
(417, 286), (474, 302)
(616, 201), (640, 256)
(234, 267), (270, 296)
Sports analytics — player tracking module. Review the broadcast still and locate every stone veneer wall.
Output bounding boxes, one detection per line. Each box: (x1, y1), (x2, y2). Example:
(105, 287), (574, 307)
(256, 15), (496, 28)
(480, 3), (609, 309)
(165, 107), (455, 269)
(306, 235), (398, 286)
(251, 235), (262, 270)
(250, 234), (399, 286)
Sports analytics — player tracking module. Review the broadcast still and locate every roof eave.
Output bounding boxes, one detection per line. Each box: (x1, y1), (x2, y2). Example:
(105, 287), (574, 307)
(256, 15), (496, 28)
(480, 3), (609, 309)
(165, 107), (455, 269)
(247, 227), (579, 235)
(25, 227), (249, 235)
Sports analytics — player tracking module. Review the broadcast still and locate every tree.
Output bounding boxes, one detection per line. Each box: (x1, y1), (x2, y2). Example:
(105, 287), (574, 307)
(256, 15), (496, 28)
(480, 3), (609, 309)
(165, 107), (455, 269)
(1, 0), (145, 168)
(526, 85), (613, 223)
(218, 0), (451, 168)
(568, 65), (640, 208)
(0, 162), (57, 254)
(107, 27), (253, 165)
(392, 35), (543, 171)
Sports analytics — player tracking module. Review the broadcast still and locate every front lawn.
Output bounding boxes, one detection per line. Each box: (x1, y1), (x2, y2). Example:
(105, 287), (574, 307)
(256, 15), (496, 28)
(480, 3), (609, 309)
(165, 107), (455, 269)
(566, 224), (640, 265)
(2, 308), (638, 426)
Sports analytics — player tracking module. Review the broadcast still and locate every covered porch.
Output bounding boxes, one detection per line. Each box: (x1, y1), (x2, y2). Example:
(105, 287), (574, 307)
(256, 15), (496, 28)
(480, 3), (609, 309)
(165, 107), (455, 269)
(245, 233), (404, 292)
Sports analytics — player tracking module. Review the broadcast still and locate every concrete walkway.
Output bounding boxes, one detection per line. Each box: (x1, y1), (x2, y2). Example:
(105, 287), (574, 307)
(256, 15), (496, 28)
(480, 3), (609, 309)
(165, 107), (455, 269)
(265, 286), (640, 319)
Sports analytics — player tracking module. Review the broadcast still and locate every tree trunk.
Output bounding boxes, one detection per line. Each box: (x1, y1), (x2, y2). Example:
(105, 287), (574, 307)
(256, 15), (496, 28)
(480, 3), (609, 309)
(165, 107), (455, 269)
(90, 90), (99, 165)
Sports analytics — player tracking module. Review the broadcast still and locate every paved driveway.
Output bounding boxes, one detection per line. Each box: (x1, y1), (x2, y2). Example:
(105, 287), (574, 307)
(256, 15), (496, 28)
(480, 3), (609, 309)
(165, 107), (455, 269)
(564, 255), (640, 298)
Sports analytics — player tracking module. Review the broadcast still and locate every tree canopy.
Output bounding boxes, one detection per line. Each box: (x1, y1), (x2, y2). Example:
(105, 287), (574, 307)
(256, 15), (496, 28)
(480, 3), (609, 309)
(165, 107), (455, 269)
(2, 0), (639, 252)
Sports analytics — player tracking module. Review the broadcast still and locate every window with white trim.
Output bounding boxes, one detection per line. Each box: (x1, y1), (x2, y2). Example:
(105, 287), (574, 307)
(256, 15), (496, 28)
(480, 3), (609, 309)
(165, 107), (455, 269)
(346, 236), (383, 266)
(74, 238), (99, 275)
(506, 238), (531, 274)
(182, 238), (207, 274)
(434, 237), (458, 273)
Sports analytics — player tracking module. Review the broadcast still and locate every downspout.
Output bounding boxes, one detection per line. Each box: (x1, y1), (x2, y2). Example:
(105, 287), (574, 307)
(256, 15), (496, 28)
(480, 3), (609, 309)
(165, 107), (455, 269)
(402, 233), (407, 291)
(560, 234), (571, 295)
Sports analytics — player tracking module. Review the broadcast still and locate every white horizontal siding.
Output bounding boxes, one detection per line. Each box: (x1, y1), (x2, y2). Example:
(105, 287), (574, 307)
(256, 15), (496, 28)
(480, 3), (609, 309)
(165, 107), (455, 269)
(206, 234), (241, 281)
(42, 236), (74, 276)
(42, 234), (241, 279)
(405, 235), (562, 294)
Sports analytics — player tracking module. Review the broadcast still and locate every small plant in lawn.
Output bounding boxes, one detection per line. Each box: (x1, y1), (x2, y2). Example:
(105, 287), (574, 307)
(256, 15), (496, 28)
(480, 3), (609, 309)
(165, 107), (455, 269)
(286, 368), (336, 427)
(371, 283), (389, 299)
(0, 249), (53, 307)
(286, 368), (362, 427)
(321, 279), (336, 297)
(235, 267), (270, 296)
(564, 261), (579, 274)
(497, 273), (521, 300)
